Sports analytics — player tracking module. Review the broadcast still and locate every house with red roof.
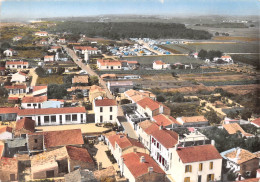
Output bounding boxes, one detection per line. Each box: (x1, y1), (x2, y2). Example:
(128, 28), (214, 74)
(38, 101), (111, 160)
(152, 114), (180, 129)
(106, 134), (147, 168)
(120, 152), (166, 182)
(11, 71), (28, 83)
(0, 157), (18, 181)
(21, 96), (48, 109)
(32, 85), (48, 97)
(0, 126), (13, 140)
(93, 98), (118, 123)
(97, 59), (122, 70)
(136, 120), (159, 150)
(57, 38), (66, 44)
(150, 128), (179, 172)
(17, 107), (86, 126)
(0, 66), (6, 76)
(5, 60), (29, 69)
(171, 144), (222, 182)
(14, 117), (35, 137)
(136, 97), (170, 118)
(35, 31), (48, 36)
(4, 84), (27, 95)
(44, 55), (55, 62)
(0, 107), (19, 122)
(153, 60), (170, 70)
(176, 116), (209, 127)
(74, 46), (100, 55)
(251, 118), (260, 128)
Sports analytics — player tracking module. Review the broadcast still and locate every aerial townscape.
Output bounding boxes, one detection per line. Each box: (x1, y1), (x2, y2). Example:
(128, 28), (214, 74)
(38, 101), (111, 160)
(0, 0), (259, 182)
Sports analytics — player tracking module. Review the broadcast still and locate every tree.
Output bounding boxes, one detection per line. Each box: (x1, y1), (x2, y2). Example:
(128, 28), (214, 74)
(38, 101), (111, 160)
(227, 111), (239, 119)
(198, 49), (207, 60)
(56, 66), (65, 75)
(215, 32), (219, 36)
(47, 84), (67, 99)
(89, 76), (99, 86)
(204, 111), (222, 125)
(35, 67), (46, 77)
(240, 109), (252, 120)
(157, 95), (165, 102)
(0, 86), (8, 98)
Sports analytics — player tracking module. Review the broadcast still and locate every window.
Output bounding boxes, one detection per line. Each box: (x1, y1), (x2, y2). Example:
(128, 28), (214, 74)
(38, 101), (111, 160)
(110, 107), (113, 112)
(72, 114), (77, 121)
(33, 104), (37, 107)
(66, 115), (71, 122)
(100, 116), (103, 123)
(34, 139), (38, 143)
(110, 115), (112, 120)
(207, 174), (214, 182)
(118, 66), (120, 68)
(46, 170), (55, 178)
(199, 163), (203, 171)
(184, 177), (190, 182)
(209, 162), (213, 170)
(100, 107), (103, 112)
(27, 104), (31, 107)
(51, 115), (56, 123)
(10, 174), (15, 181)
(44, 116), (49, 123)
(185, 165), (192, 173)
(157, 142), (159, 149)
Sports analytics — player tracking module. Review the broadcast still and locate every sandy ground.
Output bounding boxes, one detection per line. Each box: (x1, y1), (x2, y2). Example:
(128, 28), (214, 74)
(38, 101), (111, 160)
(94, 142), (114, 169)
(36, 123), (110, 134)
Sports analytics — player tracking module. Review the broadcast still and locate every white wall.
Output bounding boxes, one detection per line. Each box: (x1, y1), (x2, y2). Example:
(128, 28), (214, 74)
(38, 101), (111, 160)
(94, 105), (118, 123)
(17, 113), (86, 126)
(11, 73), (26, 83)
(21, 103), (42, 109)
(0, 132), (13, 140)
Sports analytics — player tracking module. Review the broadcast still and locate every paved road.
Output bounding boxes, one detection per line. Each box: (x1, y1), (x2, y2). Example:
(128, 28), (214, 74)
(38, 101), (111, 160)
(64, 46), (138, 138)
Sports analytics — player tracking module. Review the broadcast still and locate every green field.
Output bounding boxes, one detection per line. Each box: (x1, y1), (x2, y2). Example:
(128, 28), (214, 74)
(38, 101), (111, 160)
(165, 42), (259, 54)
(123, 55), (203, 65)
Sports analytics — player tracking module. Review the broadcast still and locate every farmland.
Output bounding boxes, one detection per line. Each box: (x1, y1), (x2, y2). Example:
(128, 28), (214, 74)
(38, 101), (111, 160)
(165, 42), (259, 54)
(36, 75), (64, 85)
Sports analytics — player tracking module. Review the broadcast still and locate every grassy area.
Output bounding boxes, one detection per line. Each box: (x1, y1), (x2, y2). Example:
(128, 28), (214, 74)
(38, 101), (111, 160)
(12, 50), (45, 59)
(213, 36), (260, 42)
(123, 55), (204, 65)
(36, 75), (64, 85)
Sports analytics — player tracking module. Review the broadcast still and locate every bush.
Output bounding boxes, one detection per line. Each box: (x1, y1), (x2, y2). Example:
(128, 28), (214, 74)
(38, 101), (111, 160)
(47, 84), (67, 99)
(157, 95), (165, 102)
(35, 66), (46, 77)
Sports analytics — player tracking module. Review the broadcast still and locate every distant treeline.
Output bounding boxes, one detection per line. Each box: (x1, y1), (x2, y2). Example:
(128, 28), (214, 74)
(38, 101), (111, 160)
(195, 23), (248, 28)
(50, 21), (212, 40)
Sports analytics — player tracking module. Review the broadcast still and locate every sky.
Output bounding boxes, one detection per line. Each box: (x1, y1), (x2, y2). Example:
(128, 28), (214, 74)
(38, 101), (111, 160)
(0, 0), (259, 20)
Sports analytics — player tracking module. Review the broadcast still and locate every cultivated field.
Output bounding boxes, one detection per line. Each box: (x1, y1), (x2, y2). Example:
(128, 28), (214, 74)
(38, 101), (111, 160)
(36, 75), (64, 85)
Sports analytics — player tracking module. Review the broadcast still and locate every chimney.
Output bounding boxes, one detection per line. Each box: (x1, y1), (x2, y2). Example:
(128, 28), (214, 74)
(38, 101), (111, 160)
(140, 156), (145, 163)
(159, 125), (163, 130)
(211, 140), (215, 146)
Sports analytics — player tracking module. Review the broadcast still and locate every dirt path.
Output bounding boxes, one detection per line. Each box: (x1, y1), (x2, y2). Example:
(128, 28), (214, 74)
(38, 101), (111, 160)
(29, 68), (38, 86)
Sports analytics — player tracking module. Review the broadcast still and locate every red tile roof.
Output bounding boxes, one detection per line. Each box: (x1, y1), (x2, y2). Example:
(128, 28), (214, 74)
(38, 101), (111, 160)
(151, 129), (178, 148)
(5, 85), (26, 89)
(97, 59), (122, 66)
(8, 97), (19, 100)
(137, 97), (167, 111)
(107, 134), (126, 149)
(0, 107), (19, 114)
(122, 152), (165, 178)
(237, 178), (260, 182)
(0, 126), (13, 134)
(15, 118), (35, 133)
(74, 46), (98, 51)
(18, 71), (27, 76)
(44, 129), (84, 148)
(177, 145), (222, 163)
(252, 118), (260, 127)
(116, 137), (144, 150)
(154, 60), (165, 65)
(95, 99), (117, 107)
(153, 114), (179, 127)
(33, 85), (47, 92)
(22, 96), (48, 103)
(66, 146), (94, 163)
(6, 61), (28, 65)
(0, 67), (5, 71)
(17, 107), (86, 116)
(144, 123), (159, 135)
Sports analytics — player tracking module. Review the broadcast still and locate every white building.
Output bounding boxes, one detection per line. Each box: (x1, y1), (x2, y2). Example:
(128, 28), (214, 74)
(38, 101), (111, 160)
(176, 116), (208, 127)
(5, 61), (29, 69)
(153, 60), (170, 70)
(17, 107), (86, 126)
(44, 55), (55, 62)
(96, 59), (122, 70)
(93, 99), (117, 123)
(221, 55), (233, 63)
(74, 46), (100, 55)
(11, 72), (27, 83)
(150, 128), (179, 172)
(21, 96), (48, 109)
(32, 86), (48, 97)
(0, 126), (13, 140)
(171, 144), (222, 182)
(3, 49), (17, 57)
(35, 31), (48, 36)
